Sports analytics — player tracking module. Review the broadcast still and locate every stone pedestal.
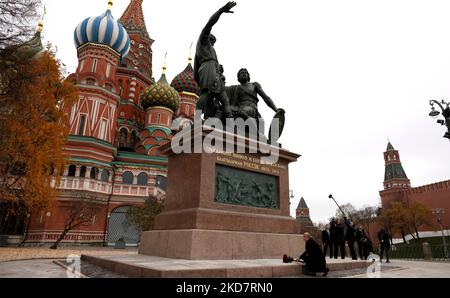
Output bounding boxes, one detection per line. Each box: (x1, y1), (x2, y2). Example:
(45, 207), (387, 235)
(139, 127), (303, 260)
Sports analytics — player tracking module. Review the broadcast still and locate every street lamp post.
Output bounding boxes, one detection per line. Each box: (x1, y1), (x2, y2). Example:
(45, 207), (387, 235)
(428, 100), (450, 140)
(432, 208), (449, 259)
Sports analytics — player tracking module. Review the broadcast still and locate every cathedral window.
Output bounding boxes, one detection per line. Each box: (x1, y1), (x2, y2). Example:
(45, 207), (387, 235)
(157, 113), (161, 124)
(86, 78), (96, 85)
(68, 165), (76, 177)
(92, 59), (98, 73)
(101, 170), (110, 182)
(122, 171), (134, 185)
(99, 119), (108, 141)
(137, 173), (148, 186)
(78, 115), (86, 136)
(80, 166), (87, 178)
(119, 128), (128, 148)
(106, 63), (111, 78)
(90, 167), (99, 180)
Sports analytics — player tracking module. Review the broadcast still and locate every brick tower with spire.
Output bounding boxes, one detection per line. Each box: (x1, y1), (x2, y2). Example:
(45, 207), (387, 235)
(382, 141), (410, 191)
(296, 197), (314, 233)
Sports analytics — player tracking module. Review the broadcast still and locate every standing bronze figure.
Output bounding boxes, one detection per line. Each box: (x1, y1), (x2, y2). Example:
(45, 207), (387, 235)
(194, 1), (236, 120)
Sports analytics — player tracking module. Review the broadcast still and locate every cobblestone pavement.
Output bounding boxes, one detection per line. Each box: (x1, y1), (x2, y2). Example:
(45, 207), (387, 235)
(0, 247), (138, 262)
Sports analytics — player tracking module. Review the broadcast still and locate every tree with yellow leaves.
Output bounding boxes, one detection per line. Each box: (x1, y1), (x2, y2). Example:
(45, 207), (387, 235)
(0, 43), (77, 216)
(379, 198), (435, 242)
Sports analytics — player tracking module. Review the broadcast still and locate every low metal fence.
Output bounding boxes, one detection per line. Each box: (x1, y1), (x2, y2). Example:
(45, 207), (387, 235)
(374, 244), (449, 261)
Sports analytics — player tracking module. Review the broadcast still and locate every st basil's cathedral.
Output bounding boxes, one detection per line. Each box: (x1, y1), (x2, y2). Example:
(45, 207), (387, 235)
(24, 0), (200, 245)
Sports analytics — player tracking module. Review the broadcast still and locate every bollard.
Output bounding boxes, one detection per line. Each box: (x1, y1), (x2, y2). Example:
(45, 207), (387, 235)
(422, 242), (432, 261)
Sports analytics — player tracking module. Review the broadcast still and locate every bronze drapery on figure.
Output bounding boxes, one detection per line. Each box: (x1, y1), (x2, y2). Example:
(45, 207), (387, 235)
(194, 1), (236, 121)
(193, 2), (286, 144)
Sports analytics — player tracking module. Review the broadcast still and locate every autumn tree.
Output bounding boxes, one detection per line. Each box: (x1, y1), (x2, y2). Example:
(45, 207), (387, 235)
(379, 199), (435, 242)
(126, 195), (165, 232)
(0, 0), (41, 49)
(407, 201), (435, 240)
(50, 194), (101, 249)
(379, 201), (408, 242)
(0, 41), (78, 215)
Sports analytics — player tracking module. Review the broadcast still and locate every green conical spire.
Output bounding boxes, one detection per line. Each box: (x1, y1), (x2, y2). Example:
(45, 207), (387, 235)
(386, 141), (395, 151)
(297, 197), (308, 209)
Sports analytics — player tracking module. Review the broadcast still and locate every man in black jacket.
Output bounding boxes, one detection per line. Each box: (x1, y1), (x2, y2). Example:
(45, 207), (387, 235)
(344, 217), (357, 260)
(332, 218), (346, 259)
(299, 233), (329, 277)
(355, 225), (367, 260)
(329, 218), (336, 257)
(322, 224), (333, 258)
(378, 228), (391, 263)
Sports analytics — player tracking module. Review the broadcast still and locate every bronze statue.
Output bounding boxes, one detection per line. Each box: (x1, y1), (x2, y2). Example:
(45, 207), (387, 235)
(227, 68), (282, 118)
(226, 69), (286, 142)
(194, 1), (236, 120)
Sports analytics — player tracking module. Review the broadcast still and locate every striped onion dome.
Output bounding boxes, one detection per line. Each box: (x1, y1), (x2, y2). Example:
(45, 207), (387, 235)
(74, 9), (131, 58)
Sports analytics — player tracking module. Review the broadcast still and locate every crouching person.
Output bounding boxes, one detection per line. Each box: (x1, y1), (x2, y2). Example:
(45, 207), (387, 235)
(299, 233), (330, 277)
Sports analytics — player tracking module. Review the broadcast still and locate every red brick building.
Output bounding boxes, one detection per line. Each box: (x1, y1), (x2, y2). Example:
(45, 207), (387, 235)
(379, 142), (450, 239)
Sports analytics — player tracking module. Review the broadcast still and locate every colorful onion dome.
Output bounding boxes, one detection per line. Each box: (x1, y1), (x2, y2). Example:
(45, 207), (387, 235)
(170, 62), (199, 95)
(141, 69), (181, 112)
(73, 8), (130, 58)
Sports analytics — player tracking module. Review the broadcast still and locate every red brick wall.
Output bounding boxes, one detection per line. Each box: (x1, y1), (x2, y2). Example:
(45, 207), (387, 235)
(380, 180), (450, 231)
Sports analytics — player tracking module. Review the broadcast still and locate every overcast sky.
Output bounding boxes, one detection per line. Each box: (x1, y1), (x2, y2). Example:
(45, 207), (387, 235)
(41, 0), (450, 223)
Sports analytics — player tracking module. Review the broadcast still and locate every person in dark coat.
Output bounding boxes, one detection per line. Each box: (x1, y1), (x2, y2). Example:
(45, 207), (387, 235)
(322, 224), (333, 258)
(378, 228), (391, 263)
(362, 237), (373, 260)
(332, 218), (346, 259)
(299, 233), (329, 277)
(355, 225), (367, 260)
(329, 218), (336, 257)
(344, 217), (357, 260)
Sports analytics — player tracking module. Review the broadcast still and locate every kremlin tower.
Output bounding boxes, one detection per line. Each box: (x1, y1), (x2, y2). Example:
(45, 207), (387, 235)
(382, 141), (410, 190)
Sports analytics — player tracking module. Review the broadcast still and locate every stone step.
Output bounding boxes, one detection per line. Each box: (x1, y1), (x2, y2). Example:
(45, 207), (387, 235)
(81, 254), (369, 278)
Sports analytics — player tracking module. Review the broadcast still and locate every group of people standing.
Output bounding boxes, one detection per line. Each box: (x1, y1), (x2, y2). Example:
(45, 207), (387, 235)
(321, 217), (374, 261)
(296, 221), (392, 277)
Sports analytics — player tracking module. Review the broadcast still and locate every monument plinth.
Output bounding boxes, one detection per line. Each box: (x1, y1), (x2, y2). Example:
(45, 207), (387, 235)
(139, 127), (304, 260)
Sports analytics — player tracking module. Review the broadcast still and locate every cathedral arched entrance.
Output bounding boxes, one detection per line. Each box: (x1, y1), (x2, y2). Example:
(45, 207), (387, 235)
(107, 206), (140, 246)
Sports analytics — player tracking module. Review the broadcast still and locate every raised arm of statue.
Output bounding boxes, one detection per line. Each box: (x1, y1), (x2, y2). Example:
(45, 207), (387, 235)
(254, 82), (278, 112)
(200, 1), (237, 44)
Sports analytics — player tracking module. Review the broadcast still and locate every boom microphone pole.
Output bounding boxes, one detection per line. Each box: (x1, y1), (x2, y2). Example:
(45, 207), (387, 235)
(328, 194), (347, 218)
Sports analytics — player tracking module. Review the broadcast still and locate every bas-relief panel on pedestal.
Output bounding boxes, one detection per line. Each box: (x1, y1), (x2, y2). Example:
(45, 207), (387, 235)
(215, 164), (280, 209)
